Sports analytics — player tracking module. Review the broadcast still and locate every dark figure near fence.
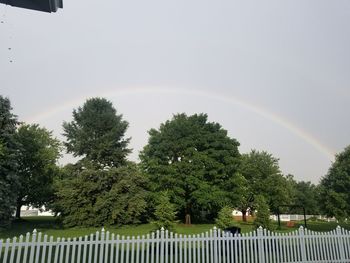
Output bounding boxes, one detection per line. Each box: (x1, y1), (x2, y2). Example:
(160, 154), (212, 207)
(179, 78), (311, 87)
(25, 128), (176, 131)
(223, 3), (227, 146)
(224, 226), (241, 235)
(0, 0), (62, 12)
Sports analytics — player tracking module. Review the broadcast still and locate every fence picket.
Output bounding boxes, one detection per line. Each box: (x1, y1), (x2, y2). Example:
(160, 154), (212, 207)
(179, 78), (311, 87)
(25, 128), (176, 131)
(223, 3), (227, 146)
(100, 229), (105, 263)
(71, 237), (77, 263)
(41, 235), (48, 263)
(9, 236), (17, 263)
(77, 236), (82, 263)
(29, 229), (37, 263)
(3, 238), (11, 263)
(16, 235), (24, 263)
(104, 231), (109, 263)
(110, 233), (115, 263)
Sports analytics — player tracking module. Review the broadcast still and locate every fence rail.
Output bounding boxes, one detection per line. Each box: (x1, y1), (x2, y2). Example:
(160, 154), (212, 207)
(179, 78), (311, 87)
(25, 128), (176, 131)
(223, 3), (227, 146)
(1, 226), (349, 263)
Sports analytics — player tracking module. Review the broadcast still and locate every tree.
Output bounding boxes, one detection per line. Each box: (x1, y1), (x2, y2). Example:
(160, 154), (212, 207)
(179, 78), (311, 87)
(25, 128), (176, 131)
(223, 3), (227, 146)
(54, 162), (148, 227)
(320, 146), (350, 220)
(153, 192), (177, 230)
(0, 96), (19, 227)
(289, 178), (320, 215)
(215, 206), (237, 230)
(14, 124), (61, 218)
(140, 113), (241, 223)
(63, 98), (130, 168)
(238, 150), (292, 221)
(254, 195), (271, 230)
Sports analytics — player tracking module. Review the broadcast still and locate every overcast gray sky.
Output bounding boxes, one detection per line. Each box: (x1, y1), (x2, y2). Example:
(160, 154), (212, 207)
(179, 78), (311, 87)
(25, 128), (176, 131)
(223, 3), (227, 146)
(1, 0), (349, 183)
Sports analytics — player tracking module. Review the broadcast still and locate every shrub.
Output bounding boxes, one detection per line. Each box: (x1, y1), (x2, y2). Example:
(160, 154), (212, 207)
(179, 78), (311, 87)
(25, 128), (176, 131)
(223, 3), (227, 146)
(153, 192), (177, 230)
(215, 206), (236, 230)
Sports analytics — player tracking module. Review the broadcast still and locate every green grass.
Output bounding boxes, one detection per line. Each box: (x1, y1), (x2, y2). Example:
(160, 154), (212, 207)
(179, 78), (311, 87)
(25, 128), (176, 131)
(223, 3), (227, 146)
(1, 217), (349, 240)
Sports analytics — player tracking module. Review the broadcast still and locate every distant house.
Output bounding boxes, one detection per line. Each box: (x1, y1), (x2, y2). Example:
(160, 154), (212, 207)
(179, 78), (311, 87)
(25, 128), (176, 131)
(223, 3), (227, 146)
(19, 206), (54, 217)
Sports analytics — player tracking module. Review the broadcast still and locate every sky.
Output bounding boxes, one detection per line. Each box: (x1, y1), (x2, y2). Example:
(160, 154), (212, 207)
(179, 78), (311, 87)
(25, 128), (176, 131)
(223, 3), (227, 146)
(1, 0), (349, 183)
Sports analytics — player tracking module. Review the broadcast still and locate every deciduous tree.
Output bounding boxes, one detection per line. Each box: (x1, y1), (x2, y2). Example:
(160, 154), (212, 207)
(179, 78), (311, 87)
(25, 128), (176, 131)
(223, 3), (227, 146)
(238, 150), (292, 221)
(14, 124), (61, 218)
(140, 113), (240, 223)
(320, 146), (350, 220)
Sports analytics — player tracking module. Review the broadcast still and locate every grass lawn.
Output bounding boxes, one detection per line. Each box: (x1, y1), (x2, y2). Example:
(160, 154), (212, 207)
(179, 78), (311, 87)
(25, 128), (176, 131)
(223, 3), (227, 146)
(1, 217), (349, 240)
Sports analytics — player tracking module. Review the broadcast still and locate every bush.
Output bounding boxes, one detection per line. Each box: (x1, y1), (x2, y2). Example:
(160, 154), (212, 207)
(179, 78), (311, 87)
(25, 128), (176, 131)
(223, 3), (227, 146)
(215, 206), (236, 230)
(153, 192), (177, 230)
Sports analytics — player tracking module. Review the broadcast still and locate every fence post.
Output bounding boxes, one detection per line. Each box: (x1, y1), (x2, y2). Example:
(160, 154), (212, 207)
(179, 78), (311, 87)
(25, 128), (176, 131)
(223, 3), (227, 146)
(29, 229), (37, 263)
(257, 226), (265, 263)
(160, 227), (165, 263)
(100, 228), (105, 263)
(299, 226), (307, 262)
(213, 227), (218, 263)
(336, 226), (346, 262)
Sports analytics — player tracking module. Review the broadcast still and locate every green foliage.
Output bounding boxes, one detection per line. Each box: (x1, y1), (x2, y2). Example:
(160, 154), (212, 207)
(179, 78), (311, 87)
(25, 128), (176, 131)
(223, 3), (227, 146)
(55, 163), (148, 227)
(320, 146), (350, 220)
(14, 124), (61, 217)
(289, 177), (320, 215)
(153, 192), (177, 230)
(63, 98), (130, 168)
(254, 196), (271, 230)
(238, 150), (293, 216)
(215, 206), (236, 230)
(0, 96), (19, 227)
(140, 113), (240, 222)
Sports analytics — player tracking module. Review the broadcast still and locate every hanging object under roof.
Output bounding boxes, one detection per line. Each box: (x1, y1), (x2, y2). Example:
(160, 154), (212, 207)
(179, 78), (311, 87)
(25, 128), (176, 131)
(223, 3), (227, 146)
(0, 0), (63, 13)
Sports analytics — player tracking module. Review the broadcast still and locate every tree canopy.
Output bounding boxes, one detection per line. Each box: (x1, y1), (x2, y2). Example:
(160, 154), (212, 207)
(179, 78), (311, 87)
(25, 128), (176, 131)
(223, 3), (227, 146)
(63, 98), (130, 168)
(55, 162), (148, 227)
(14, 124), (61, 218)
(0, 96), (19, 227)
(237, 150), (293, 220)
(320, 146), (350, 220)
(140, 113), (241, 223)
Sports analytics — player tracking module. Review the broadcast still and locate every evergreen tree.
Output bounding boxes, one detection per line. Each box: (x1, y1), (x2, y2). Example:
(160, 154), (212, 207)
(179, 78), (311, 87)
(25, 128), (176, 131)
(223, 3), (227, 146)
(63, 98), (130, 168)
(0, 96), (19, 227)
(153, 192), (177, 230)
(55, 162), (148, 227)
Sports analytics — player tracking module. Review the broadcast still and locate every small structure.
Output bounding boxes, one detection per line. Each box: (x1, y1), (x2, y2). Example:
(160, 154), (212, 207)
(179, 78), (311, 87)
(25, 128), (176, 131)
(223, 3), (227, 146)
(0, 0), (63, 13)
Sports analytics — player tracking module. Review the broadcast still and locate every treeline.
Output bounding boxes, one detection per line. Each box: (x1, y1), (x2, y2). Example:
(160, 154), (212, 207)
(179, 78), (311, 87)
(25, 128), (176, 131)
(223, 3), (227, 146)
(0, 96), (349, 228)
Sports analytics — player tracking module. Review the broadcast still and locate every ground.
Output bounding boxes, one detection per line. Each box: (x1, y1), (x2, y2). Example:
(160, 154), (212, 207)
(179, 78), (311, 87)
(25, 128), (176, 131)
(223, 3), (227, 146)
(0, 217), (349, 240)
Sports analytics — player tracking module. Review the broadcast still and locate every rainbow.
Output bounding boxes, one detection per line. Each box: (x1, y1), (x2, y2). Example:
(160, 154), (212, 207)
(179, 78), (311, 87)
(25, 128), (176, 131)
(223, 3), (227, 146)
(24, 86), (335, 161)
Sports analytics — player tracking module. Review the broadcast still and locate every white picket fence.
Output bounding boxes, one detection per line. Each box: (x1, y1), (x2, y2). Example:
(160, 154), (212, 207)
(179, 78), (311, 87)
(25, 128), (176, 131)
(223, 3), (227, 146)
(1, 226), (350, 263)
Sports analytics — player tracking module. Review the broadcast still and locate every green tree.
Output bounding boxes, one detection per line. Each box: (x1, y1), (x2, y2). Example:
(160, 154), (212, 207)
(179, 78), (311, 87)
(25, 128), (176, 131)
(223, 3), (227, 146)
(320, 146), (350, 220)
(0, 96), (19, 227)
(215, 206), (236, 230)
(288, 178), (320, 215)
(14, 124), (61, 218)
(238, 150), (292, 221)
(153, 192), (177, 230)
(254, 195), (271, 230)
(63, 98), (130, 168)
(140, 113), (240, 223)
(55, 162), (148, 227)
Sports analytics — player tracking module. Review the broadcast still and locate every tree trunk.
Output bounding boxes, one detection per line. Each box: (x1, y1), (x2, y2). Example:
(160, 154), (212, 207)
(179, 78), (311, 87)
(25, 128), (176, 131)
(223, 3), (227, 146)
(15, 203), (22, 219)
(185, 214), (191, 225)
(185, 203), (192, 225)
(242, 210), (247, 222)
